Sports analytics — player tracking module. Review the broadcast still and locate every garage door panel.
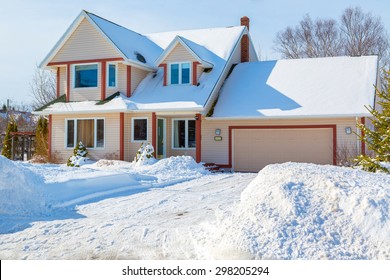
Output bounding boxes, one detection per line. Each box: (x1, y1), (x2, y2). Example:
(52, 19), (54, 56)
(233, 128), (333, 172)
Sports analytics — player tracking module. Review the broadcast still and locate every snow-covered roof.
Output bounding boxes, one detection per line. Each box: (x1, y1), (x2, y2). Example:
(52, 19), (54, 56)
(86, 12), (163, 69)
(34, 93), (203, 115)
(128, 26), (245, 111)
(212, 56), (379, 119)
(147, 26), (245, 61)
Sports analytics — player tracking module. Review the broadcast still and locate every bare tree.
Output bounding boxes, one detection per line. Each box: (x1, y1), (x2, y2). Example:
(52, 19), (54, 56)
(30, 65), (56, 110)
(274, 7), (389, 70)
(341, 7), (388, 58)
(275, 15), (342, 59)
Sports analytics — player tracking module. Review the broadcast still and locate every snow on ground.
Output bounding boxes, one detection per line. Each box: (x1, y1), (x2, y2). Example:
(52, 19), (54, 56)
(197, 163), (390, 260)
(1, 156), (389, 260)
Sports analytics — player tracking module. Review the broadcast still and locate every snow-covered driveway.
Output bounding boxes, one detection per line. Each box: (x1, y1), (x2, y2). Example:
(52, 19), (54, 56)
(0, 172), (256, 260)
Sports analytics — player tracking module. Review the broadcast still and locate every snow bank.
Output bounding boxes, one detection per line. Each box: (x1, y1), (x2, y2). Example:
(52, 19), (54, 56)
(138, 156), (209, 182)
(201, 163), (390, 260)
(0, 156), (46, 216)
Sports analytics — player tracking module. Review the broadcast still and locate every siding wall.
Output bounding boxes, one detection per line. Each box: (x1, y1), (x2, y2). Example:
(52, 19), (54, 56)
(131, 67), (149, 93)
(51, 113), (121, 163)
(51, 18), (119, 63)
(201, 117), (361, 165)
(59, 66), (67, 96)
(162, 43), (196, 64)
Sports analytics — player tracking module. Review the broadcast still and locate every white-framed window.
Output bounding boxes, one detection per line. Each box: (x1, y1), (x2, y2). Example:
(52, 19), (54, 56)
(169, 62), (191, 85)
(132, 118), (148, 142)
(172, 119), (196, 149)
(107, 63), (117, 88)
(73, 63), (98, 88)
(66, 118), (104, 148)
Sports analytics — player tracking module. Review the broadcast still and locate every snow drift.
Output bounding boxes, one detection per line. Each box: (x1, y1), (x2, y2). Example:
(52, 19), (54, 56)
(0, 156), (46, 216)
(201, 163), (390, 260)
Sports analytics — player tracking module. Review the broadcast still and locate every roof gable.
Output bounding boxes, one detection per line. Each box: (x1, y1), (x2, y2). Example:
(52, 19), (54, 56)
(155, 36), (213, 67)
(40, 11), (162, 70)
(50, 17), (121, 63)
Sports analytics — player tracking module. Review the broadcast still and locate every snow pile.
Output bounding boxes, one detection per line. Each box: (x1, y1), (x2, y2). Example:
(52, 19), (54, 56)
(0, 156), (46, 216)
(138, 156), (209, 182)
(201, 163), (390, 260)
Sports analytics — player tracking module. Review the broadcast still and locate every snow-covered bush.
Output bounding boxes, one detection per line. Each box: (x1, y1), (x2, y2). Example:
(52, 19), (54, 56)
(134, 142), (156, 167)
(67, 141), (88, 167)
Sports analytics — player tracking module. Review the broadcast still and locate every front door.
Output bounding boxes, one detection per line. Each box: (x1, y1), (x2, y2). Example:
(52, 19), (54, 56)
(157, 118), (166, 159)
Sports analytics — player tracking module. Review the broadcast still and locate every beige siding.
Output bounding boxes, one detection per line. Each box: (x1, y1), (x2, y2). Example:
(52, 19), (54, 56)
(202, 118), (360, 166)
(116, 63), (127, 95)
(59, 66), (67, 96)
(124, 113), (153, 161)
(51, 18), (120, 63)
(131, 67), (149, 93)
(51, 113), (120, 163)
(162, 43), (196, 64)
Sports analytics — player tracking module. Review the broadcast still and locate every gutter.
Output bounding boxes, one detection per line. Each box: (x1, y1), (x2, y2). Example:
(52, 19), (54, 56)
(205, 113), (372, 121)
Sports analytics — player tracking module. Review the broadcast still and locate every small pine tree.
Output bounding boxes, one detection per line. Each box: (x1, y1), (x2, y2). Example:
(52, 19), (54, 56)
(34, 117), (49, 161)
(355, 71), (390, 173)
(67, 141), (88, 167)
(134, 142), (156, 166)
(1, 104), (6, 112)
(1, 117), (18, 159)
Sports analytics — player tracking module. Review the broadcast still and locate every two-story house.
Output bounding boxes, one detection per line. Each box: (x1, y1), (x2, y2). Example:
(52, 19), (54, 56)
(35, 10), (379, 172)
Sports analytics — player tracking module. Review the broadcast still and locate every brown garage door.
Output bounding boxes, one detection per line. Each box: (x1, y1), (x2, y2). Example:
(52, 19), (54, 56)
(233, 128), (334, 172)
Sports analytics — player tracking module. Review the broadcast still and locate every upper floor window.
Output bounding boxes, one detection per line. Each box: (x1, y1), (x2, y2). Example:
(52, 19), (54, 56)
(107, 63), (117, 88)
(170, 62), (190, 85)
(74, 64), (98, 88)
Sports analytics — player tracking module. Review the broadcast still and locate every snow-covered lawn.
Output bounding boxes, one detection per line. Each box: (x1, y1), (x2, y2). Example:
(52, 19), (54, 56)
(0, 156), (389, 260)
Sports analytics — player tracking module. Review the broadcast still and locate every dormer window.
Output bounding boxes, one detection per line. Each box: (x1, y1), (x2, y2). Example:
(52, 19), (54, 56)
(170, 62), (190, 85)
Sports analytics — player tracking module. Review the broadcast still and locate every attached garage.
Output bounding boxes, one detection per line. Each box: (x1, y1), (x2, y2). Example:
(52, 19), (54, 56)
(231, 126), (336, 172)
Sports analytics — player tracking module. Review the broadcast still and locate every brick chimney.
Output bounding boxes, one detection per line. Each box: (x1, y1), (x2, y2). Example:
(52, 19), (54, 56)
(240, 16), (250, 63)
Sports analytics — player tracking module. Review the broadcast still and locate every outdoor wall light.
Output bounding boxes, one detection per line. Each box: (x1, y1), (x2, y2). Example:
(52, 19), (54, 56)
(345, 127), (352, 134)
(215, 129), (221, 135)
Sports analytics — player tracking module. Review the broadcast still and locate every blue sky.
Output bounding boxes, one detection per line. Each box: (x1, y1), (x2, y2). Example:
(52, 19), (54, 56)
(0, 0), (389, 106)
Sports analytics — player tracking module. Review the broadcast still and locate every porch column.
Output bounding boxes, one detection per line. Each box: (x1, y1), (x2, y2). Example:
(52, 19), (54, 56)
(196, 113), (202, 163)
(101, 61), (106, 100)
(120, 113), (124, 160)
(66, 63), (70, 102)
(152, 112), (157, 157)
(126, 65), (132, 97)
(48, 114), (52, 162)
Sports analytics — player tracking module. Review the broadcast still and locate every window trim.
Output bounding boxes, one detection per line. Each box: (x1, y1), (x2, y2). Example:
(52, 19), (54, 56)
(64, 117), (105, 149)
(106, 62), (117, 88)
(171, 118), (196, 150)
(131, 117), (148, 142)
(73, 63), (99, 89)
(168, 61), (192, 85)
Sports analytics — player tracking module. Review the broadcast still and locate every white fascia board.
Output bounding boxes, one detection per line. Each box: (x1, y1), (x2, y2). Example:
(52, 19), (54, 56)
(39, 11), (86, 68)
(205, 113), (372, 121)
